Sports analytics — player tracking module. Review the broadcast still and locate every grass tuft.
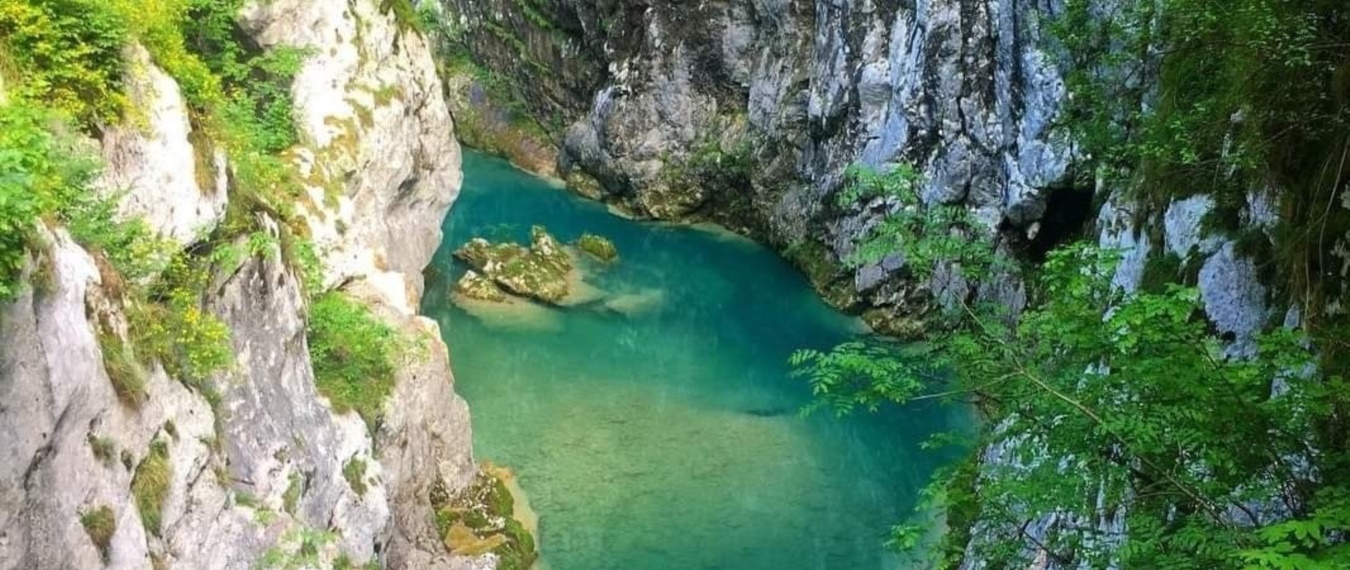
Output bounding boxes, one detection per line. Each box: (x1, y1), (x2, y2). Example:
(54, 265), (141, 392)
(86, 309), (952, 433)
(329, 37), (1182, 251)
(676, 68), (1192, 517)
(98, 329), (148, 408)
(131, 440), (172, 536)
(79, 505), (117, 562)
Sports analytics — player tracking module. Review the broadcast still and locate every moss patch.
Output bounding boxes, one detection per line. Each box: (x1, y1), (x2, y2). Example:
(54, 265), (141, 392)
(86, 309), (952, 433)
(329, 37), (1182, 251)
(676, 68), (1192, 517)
(343, 458), (368, 497)
(88, 435), (117, 467)
(131, 440), (172, 536)
(283, 471), (303, 514)
(783, 239), (857, 310)
(575, 233), (618, 262)
(430, 470), (537, 570)
(79, 505), (116, 562)
(455, 270), (508, 302)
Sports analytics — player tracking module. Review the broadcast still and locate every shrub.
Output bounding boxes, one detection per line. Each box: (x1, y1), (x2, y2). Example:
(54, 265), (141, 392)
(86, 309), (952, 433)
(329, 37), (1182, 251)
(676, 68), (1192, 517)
(0, 0), (130, 126)
(131, 440), (172, 535)
(128, 252), (234, 384)
(0, 102), (73, 300)
(307, 293), (401, 430)
(79, 505), (117, 562)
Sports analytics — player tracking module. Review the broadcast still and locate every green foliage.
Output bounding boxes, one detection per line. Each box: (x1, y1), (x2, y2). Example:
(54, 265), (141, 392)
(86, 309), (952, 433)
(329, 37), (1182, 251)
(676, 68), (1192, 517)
(79, 505), (117, 562)
(380, 0), (424, 33)
(0, 0), (130, 126)
(1054, 0), (1350, 319)
(342, 457), (368, 497)
(128, 251), (234, 384)
(797, 244), (1350, 568)
(0, 101), (80, 299)
(258, 527), (337, 570)
(839, 165), (995, 280)
(835, 163), (920, 208)
(308, 292), (402, 430)
(131, 439), (172, 536)
(790, 341), (929, 416)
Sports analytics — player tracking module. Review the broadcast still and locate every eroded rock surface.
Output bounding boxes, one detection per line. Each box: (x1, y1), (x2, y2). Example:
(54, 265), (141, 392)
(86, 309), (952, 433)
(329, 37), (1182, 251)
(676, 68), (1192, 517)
(455, 227), (574, 303)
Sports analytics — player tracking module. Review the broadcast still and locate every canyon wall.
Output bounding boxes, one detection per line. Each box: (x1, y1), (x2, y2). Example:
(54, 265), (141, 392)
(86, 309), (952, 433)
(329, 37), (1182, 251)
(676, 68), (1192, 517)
(438, 0), (1081, 334)
(0, 1), (493, 568)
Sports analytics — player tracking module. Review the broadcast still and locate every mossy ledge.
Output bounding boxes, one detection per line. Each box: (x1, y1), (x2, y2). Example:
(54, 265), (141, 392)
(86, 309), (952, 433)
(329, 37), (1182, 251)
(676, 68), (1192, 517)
(431, 466), (538, 570)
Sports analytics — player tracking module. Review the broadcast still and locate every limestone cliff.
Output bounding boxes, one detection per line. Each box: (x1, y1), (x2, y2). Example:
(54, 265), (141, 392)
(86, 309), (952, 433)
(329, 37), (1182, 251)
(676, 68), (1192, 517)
(0, 1), (489, 569)
(436, 0), (1078, 333)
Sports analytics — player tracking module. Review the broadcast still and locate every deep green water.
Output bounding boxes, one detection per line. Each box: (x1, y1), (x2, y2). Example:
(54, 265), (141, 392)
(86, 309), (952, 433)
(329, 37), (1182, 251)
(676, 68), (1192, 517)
(421, 151), (964, 570)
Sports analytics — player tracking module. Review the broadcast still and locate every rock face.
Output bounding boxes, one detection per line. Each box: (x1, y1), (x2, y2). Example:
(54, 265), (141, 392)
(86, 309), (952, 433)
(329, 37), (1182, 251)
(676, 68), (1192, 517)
(440, 0), (1079, 323)
(243, 0), (461, 301)
(454, 227), (575, 303)
(97, 46), (229, 246)
(0, 1), (489, 569)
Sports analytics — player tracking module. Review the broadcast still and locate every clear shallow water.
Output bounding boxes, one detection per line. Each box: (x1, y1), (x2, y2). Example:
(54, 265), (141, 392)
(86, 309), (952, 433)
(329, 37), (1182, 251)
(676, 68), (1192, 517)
(420, 151), (964, 570)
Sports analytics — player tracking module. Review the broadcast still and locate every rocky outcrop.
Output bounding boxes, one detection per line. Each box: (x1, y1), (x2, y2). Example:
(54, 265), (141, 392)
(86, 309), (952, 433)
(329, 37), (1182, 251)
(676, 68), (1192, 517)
(242, 0), (461, 302)
(438, 0), (1082, 328)
(575, 233), (618, 262)
(455, 271), (509, 302)
(97, 46), (229, 246)
(0, 1), (489, 568)
(454, 227), (575, 303)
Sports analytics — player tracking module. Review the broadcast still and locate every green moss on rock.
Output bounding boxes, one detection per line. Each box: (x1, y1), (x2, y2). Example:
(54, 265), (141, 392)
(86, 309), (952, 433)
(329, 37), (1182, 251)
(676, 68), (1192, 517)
(343, 457), (368, 497)
(576, 233), (618, 262)
(455, 270), (508, 302)
(430, 469), (537, 570)
(454, 226), (573, 303)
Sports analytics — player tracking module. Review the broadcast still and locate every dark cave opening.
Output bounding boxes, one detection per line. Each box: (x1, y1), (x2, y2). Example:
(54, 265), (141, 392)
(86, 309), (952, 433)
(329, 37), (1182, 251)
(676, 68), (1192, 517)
(1019, 186), (1097, 263)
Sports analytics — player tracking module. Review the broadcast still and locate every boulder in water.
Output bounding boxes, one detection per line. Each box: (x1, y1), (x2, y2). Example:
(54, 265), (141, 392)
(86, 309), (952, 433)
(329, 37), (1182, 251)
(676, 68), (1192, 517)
(455, 270), (507, 302)
(454, 226), (574, 303)
(576, 232), (619, 262)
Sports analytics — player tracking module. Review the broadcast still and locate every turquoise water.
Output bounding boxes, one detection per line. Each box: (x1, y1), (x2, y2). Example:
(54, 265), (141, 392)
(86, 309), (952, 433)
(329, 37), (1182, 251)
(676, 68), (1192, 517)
(420, 151), (963, 570)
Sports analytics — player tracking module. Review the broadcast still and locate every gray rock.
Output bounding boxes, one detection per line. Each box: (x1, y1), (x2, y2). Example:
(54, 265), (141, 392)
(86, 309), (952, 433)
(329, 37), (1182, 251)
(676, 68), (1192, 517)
(1164, 195), (1222, 258)
(98, 46), (228, 246)
(1199, 242), (1269, 355)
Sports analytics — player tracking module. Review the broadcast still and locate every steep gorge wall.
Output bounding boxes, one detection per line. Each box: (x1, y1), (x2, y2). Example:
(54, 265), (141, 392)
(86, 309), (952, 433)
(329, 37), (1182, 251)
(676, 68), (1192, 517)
(438, 0), (1078, 333)
(0, 1), (492, 569)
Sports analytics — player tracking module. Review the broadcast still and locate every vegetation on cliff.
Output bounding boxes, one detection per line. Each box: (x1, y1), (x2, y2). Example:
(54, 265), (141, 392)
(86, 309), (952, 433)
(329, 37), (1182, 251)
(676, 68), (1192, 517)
(0, 0), (440, 559)
(799, 1), (1350, 567)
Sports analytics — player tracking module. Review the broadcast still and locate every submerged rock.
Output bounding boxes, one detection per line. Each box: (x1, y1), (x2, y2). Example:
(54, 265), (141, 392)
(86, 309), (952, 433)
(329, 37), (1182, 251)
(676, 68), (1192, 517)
(575, 233), (618, 262)
(455, 271), (507, 302)
(455, 226), (573, 303)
